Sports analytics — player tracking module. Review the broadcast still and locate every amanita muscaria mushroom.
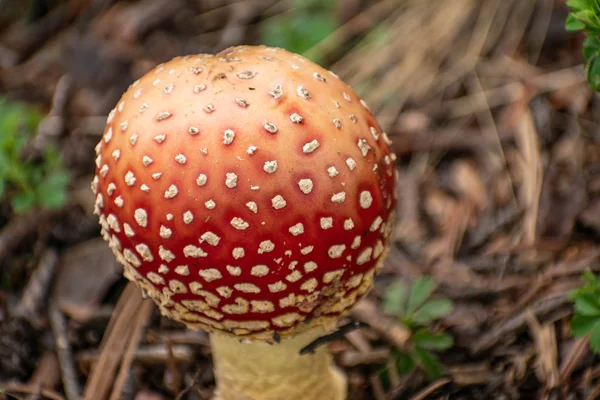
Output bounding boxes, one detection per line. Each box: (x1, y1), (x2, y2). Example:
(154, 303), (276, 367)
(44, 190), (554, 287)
(92, 45), (397, 400)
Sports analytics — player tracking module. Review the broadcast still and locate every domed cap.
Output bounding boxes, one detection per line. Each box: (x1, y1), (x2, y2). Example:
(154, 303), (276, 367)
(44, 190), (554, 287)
(92, 45), (398, 340)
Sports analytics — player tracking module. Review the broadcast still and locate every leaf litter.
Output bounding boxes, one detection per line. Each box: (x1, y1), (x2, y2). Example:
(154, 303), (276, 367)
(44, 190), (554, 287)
(0, 0), (599, 399)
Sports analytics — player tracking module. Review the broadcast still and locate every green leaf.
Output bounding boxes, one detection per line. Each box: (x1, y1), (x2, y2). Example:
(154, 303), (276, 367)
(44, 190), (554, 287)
(567, 0), (596, 9)
(38, 187), (67, 209)
(587, 55), (600, 91)
(260, 8), (337, 63)
(575, 9), (597, 22)
(406, 276), (437, 315)
(590, 321), (600, 352)
(37, 170), (69, 207)
(571, 313), (599, 337)
(11, 189), (36, 213)
(413, 329), (454, 351)
(393, 350), (415, 375)
(382, 282), (408, 317)
(583, 269), (600, 286)
(583, 36), (600, 62)
(412, 298), (454, 324)
(574, 293), (600, 316)
(412, 348), (444, 380)
(566, 14), (586, 30)
(0, 96), (69, 213)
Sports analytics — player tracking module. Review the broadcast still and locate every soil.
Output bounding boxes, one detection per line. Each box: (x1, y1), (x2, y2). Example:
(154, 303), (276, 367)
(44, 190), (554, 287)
(1, 0), (599, 399)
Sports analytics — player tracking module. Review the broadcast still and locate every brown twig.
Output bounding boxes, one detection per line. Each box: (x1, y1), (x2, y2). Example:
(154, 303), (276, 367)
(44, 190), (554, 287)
(109, 299), (153, 400)
(22, 74), (72, 160)
(174, 370), (202, 400)
(443, 66), (584, 118)
(48, 301), (81, 400)
(559, 336), (590, 385)
(514, 108), (543, 247)
(369, 373), (386, 400)
(82, 282), (146, 400)
(164, 339), (182, 395)
(4, 383), (65, 400)
(586, 384), (600, 400)
(526, 312), (559, 390)
(471, 294), (570, 354)
(77, 344), (195, 367)
(390, 127), (515, 155)
(0, 210), (54, 263)
(304, 0), (401, 62)
(14, 248), (59, 320)
(338, 348), (390, 367)
(351, 299), (411, 351)
(409, 378), (452, 400)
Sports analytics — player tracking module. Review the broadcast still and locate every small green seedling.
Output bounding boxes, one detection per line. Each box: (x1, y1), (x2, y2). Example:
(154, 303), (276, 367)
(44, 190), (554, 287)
(382, 276), (454, 380)
(570, 269), (600, 352)
(259, 0), (338, 64)
(565, 0), (600, 91)
(0, 97), (69, 213)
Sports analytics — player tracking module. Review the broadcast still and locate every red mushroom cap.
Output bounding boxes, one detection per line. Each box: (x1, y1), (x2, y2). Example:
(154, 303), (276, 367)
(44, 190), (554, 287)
(92, 45), (397, 340)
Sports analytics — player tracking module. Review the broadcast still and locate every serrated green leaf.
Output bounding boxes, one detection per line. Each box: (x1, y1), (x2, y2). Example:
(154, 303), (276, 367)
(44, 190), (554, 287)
(382, 282), (408, 317)
(406, 277), (437, 315)
(413, 329), (454, 351)
(571, 313), (599, 337)
(412, 298), (454, 324)
(412, 348), (443, 380)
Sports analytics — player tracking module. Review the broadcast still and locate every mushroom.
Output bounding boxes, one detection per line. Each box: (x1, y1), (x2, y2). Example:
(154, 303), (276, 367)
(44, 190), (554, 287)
(92, 45), (397, 400)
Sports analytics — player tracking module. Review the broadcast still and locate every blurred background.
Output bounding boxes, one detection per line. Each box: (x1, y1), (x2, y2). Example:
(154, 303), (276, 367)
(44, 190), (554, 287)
(1, 0), (599, 399)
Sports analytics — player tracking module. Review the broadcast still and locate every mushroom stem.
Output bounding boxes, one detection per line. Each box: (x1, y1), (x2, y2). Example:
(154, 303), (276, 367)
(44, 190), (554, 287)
(210, 329), (346, 400)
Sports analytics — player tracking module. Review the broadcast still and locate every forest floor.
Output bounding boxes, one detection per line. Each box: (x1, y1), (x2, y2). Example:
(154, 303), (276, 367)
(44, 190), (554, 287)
(1, 0), (600, 399)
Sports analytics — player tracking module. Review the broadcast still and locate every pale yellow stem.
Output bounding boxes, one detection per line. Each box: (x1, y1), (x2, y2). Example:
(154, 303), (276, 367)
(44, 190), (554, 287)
(210, 329), (347, 400)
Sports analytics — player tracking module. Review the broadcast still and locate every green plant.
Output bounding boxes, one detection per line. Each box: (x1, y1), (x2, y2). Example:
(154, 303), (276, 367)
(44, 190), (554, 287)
(0, 97), (69, 213)
(382, 276), (454, 380)
(259, 0), (338, 64)
(570, 269), (600, 352)
(565, 0), (600, 356)
(565, 0), (600, 91)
